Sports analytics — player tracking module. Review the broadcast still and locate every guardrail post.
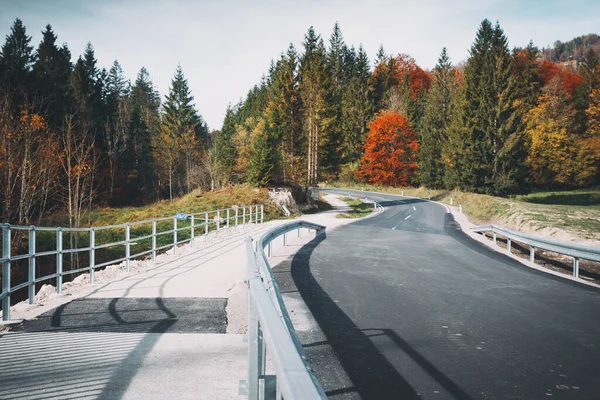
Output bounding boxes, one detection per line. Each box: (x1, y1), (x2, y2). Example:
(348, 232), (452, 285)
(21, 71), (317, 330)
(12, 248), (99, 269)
(56, 227), (63, 295)
(204, 212), (208, 240)
(507, 238), (511, 254)
(267, 242), (272, 257)
(248, 296), (262, 400)
(90, 228), (95, 283)
(190, 215), (195, 247)
(2, 225), (11, 320)
(152, 220), (157, 263)
(459, 204), (462, 214)
(261, 204), (264, 224)
(28, 226), (36, 304)
(235, 208), (239, 227)
(173, 217), (177, 256)
(450, 196), (453, 205)
(493, 232), (497, 245)
(125, 223), (131, 271)
(283, 232), (286, 247)
(529, 246), (535, 263)
(226, 209), (230, 229)
(573, 257), (580, 278)
(217, 210), (220, 232)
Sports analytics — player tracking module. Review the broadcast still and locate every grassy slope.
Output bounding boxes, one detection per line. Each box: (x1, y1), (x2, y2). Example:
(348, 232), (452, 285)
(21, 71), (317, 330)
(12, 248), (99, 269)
(325, 182), (600, 243)
(43, 185), (282, 228)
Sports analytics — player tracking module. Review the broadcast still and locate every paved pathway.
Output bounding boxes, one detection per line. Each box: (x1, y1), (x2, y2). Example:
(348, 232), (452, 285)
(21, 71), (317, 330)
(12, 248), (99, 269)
(0, 195), (354, 400)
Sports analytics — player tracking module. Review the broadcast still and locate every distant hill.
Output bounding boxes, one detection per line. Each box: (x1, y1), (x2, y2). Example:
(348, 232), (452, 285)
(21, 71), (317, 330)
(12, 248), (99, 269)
(541, 33), (600, 63)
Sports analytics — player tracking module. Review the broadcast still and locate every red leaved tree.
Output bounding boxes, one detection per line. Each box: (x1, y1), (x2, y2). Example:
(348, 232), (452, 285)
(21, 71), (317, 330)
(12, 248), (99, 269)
(358, 111), (419, 187)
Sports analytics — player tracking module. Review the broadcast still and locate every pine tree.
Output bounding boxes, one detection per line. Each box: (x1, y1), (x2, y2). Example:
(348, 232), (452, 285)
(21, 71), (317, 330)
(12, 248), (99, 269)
(127, 67), (161, 203)
(299, 27), (328, 185)
(0, 18), (34, 106)
(247, 118), (278, 187)
(460, 20), (527, 195)
(214, 105), (239, 184)
(270, 44), (302, 183)
(373, 45), (397, 111)
(341, 44), (373, 163)
(161, 65), (203, 195)
(418, 48), (455, 188)
(321, 22), (345, 179)
(103, 60), (130, 203)
(32, 24), (72, 129)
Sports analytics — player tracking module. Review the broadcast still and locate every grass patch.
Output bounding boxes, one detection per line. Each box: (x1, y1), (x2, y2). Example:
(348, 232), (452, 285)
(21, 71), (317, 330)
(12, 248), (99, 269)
(336, 197), (374, 219)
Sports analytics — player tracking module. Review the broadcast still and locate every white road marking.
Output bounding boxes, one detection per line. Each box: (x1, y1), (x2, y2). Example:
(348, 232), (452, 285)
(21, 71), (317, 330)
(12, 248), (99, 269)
(412, 206), (416, 211)
(404, 214), (412, 220)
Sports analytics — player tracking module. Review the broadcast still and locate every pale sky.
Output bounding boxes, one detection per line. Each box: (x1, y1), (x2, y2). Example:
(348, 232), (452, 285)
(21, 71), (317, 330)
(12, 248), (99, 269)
(1, 0), (599, 130)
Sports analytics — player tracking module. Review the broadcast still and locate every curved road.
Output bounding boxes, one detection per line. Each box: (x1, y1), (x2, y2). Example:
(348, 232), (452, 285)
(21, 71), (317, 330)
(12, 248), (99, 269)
(290, 189), (600, 400)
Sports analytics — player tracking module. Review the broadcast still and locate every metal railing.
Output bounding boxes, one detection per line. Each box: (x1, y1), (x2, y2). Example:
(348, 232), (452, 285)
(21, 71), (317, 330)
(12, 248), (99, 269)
(472, 224), (600, 278)
(1, 204), (264, 321)
(246, 220), (327, 400)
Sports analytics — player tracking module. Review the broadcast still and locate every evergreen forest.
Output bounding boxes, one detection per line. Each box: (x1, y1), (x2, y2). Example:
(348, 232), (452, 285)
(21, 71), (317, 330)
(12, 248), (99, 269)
(1, 18), (600, 229)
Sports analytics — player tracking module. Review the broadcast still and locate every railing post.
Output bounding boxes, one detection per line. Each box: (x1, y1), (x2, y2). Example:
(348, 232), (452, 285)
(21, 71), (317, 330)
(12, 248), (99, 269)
(56, 227), (63, 295)
(126, 223), (131, 272)
(2, 225), (11, 320)
(226, 209), (230, 229)
(152, 220), (157, 263)
(204, 212), (208, 240)
(261, 204), (264, 224)
(191, 214), (195, 247)
(173, 217), (177, 256)
(459, 204), (462, 214)
(530, 246), (535, 263)
(248, 296), (260, 399)
(573, 257), (580, 278)
(243, 207), (247, 225)
(507, 238), (511, 254)
(28, 226), (36, 304)
(90, 228), (95, 284)
(217, 210), (220, 232)
(235, 208), (239, 227)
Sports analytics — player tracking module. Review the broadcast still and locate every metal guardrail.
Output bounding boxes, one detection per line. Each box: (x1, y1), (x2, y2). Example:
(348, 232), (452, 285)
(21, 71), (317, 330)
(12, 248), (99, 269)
(246, 220), (327, 400)
(472, 224), (600, 278)
(1, 204), (264, 321)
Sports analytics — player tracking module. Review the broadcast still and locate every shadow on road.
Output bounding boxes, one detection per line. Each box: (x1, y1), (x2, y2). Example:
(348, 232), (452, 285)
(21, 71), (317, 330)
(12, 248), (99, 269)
(291, 232), (473, 399)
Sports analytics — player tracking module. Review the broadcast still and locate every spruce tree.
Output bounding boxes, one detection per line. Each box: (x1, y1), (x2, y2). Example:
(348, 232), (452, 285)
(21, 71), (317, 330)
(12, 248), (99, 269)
(161, 65), (204, 194)
(460, 20), (527, 195)
(299, 27), (328, 185)
(418, 48), (455, 188)
(321, 22), (345, 178)
(127, 67), (161, 203)
(0, 18), (34, 106)
(341, 44), (373, 163)
(32, 24), (72, 128)
(214, 105), (239, 183)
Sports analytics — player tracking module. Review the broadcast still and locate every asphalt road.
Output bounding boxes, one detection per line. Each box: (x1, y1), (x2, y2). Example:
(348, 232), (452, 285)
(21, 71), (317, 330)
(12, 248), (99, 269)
(291, 189), (600, 400)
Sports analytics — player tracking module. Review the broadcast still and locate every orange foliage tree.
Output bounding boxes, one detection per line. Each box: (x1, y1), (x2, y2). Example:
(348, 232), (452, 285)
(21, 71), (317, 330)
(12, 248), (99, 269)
(358, 111), (419, 187)
(539, 60), (583, 96)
